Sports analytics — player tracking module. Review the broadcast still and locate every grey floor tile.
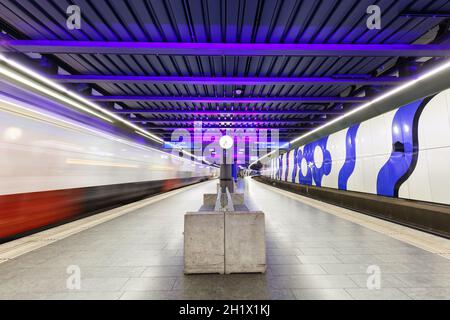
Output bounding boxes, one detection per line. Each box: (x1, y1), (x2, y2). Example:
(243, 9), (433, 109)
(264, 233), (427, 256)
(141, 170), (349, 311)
(346, 288), (411, 300)
(297, 255), (340, 264)
(400, 287), (450, 300)
(77, 278), (130, 291)
(46, 291), (123, 300)
(320, 263), (411, 275)
(141, 266), (184, 277)
(0, 276), (128, 293)
(402, 262), (450, 273)
(275, 241), (329, 250)
(292, 289), (353, 300)
(9, 267), (69, 279)
(110, 255), (184, 267)
(1, 179), (447, 300)
(292, 241), (332, 248)
(0, 292), (52, 300)
(374, 254), (447, 264)
(0, 277), (68, 293)
(268, 289), (296, 300)
(267, 255), (301, 265)
(268, 275), (358, 289)
(334, 247), (387, 255)
(3, 252), (50, 265)
(121, 277), (176, 291)
(269, 264), (326, 276)
(394, 274), (450, 288)
(39, 256), (117, 267)
(348, 274), (409, 288)
(266, 248), (302, 256)
(298, 248), (339, 255)
(173, 289), (241, 300)
(80, 266), (145, 278)
(8, 266), (145, 279)
(335, 255), (384, 264)
(120, 290), (176, 300)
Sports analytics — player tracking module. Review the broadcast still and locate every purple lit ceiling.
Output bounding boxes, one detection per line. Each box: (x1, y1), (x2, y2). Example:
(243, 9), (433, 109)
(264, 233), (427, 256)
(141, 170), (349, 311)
(0, 0), (449, 143)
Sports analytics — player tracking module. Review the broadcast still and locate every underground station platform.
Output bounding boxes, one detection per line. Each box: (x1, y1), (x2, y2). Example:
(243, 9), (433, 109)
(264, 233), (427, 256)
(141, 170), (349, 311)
(0, 0), (449, 314)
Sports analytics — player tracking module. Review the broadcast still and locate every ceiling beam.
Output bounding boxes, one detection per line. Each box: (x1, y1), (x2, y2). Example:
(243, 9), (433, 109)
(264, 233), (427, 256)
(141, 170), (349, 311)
(49, 74), (408, 85)
(2, 40), (450, 57)
(154, 132), (298, 136)
(144, 126), (310, 130)
(400, 11), (450, 18)
(113, 109), (343, 115)
(89, 96), (366, 103)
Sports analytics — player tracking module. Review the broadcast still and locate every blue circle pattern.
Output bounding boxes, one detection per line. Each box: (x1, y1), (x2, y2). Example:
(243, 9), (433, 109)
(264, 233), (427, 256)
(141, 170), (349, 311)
(295, 136), (332, 187)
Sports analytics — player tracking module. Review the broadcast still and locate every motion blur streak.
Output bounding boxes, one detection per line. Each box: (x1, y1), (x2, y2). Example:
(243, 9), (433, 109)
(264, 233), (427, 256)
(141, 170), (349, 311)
(0, 94), (218, 242)
(0, 189), (82, 239)
(65, 158), (140, 168)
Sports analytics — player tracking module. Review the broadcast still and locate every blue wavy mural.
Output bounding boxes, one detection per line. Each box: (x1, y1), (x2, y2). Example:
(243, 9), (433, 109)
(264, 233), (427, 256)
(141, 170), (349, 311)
(296, 147), (311, 185)
(311, 137), (332, 187)
(338, 124), (360, 190)
(268, 94), (438, 203)
(291, 149), (298, 183)
(376, 99), (425, 197)
(278, 153), (283, 180)
(295, 136), (332, 186)
(284, 150), (290, 181)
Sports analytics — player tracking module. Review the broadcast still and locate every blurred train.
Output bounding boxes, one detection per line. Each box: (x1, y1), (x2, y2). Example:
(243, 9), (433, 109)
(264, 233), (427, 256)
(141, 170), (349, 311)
(0, 94), (218, 242)
(262, 88), (450, 235)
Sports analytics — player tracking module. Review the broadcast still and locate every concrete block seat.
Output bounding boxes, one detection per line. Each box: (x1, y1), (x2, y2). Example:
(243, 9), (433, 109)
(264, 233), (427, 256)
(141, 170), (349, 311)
(225, 210), (266, 274)
(184, 193), (266, 274)
(203, 193), (245, 206)
(184, 211), (225, 274)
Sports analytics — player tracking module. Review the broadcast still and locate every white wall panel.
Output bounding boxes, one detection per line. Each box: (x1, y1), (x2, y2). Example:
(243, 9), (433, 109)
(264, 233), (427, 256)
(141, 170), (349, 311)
(347, 110), (395, 194)
(321, 128), (346, 189)
(426, 147), (450, 204)
(404, 89), (450, 205)
(347, 122), (370, 192)
(420, 91), (450, 150)
(399, 149), (431, 202)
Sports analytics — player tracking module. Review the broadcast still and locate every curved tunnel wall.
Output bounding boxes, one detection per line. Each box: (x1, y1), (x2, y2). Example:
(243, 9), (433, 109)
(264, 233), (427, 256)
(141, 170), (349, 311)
(262, 88), (450, 236)
(0, 96), (218, 242)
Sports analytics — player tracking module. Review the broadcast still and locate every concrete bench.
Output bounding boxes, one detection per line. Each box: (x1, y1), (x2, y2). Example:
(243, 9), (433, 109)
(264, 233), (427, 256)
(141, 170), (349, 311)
(184, 211), (225, 274)
(184, 191), (266, 275)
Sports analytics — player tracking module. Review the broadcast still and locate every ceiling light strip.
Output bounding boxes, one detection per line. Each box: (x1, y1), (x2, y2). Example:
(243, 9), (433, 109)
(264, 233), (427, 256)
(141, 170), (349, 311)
(0, 54), (163, 143)
(0, 65), (112, 122)
(0, 95), (208, 167)
(250, 59), (450, 168)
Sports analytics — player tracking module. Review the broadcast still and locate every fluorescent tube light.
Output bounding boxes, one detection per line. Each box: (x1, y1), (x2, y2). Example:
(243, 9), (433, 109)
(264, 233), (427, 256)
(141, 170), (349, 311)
(0, 54), (163, 143)
(250, 59), (450, 168)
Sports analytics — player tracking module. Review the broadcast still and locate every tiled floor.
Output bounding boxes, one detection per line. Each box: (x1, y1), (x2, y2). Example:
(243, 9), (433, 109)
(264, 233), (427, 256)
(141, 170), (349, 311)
(0, 178), (449, 300)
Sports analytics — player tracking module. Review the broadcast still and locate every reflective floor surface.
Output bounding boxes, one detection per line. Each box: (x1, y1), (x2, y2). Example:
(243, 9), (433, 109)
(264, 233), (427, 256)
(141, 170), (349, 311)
(0, 178), (449, 300)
